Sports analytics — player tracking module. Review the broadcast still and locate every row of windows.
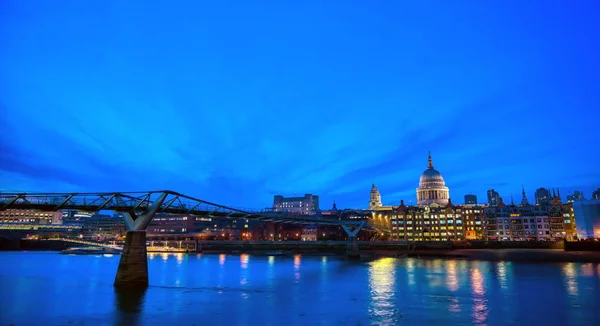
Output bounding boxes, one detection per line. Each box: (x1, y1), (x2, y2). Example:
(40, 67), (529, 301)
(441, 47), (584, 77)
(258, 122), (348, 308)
(392, 226), (464, 231)
(392, 220), (464, 225)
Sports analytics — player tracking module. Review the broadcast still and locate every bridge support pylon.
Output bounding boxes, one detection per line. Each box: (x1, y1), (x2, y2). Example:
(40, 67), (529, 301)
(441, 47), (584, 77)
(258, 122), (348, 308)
(114, 192), (168, 288)
(342, 221), (364, 260)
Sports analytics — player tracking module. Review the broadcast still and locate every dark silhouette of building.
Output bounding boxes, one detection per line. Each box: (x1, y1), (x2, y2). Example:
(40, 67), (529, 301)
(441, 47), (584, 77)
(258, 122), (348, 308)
(535, 188), (551, 205)
(567, 190), (585, 203)
(592, 189), (600, 201)
(487, 189), (500, 206)
(464, 194), (477, 205)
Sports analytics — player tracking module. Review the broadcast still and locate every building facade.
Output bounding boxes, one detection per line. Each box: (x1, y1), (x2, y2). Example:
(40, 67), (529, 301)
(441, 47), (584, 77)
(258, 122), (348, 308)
(416, 152), (450, 206)
(369, 184), (383, 210)
(572, 200), (600, 239)
(273, 194), (319, 215)
(0, 209), (63, 225)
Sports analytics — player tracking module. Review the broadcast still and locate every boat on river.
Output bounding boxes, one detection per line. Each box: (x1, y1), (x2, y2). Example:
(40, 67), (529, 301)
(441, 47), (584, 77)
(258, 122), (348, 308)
(60, 246), (122, 255)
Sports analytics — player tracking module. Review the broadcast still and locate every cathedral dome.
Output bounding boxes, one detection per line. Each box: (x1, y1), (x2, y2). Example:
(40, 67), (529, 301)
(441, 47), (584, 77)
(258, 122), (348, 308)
(416, 152), (450, 206)
(419, 168), (445, 187)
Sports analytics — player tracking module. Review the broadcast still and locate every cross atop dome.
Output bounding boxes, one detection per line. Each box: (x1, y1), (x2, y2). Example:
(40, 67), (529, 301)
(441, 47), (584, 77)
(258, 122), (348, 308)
(428, 151), (434, 169)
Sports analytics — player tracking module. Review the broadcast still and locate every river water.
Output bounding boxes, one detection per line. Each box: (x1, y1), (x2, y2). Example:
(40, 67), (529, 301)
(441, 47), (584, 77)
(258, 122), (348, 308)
(1, 251), (599, 326)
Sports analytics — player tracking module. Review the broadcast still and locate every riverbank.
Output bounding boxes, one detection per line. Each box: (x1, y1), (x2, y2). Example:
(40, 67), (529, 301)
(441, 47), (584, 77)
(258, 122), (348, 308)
(5, 239), (600, 263)
(367, 249), (600, 263)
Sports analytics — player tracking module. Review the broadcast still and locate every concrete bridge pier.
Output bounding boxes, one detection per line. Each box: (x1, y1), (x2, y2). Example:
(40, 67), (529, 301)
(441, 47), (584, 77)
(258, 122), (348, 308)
(342, 221), (364, 260)
(114, 193), (168, 288)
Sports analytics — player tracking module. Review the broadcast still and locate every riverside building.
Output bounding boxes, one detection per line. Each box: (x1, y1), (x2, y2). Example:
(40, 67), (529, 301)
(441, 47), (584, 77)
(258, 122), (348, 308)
(368, 153), (485, 241)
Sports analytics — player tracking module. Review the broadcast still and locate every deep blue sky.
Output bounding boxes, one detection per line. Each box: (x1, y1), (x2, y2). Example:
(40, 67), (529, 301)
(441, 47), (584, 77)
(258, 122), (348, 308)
(1, 1), (599, 209)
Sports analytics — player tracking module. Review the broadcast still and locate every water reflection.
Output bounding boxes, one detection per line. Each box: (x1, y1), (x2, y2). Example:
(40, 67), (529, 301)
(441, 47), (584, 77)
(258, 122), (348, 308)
(294, 254), (301, 282)
(496, 261), (508, 290)
(175, 253), (184, 265)
(446, 260), (459, 292)
(581, 263), (595, 277)
(2, 252), (600, 326)
(240, 254), (249, 287)
(114, 287), (146, 326)
(240, 254), (249, 269)
(368, 258), (400, 324)
(470, 267), (488, 325)
(562, 263), (579, 296)
(160, 253), (169, 261)
(406, 258), (416, 287)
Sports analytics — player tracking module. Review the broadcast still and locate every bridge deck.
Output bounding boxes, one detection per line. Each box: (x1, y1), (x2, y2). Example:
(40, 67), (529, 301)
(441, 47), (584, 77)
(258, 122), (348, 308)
(0, 190), (367, 227)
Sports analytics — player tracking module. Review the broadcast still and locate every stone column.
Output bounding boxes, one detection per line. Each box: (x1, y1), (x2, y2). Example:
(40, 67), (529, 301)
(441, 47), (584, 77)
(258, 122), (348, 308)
(113, 192), (168, 288)
(114, 231), (148, 288)
(342, 221), (364, 260)
(347, 236), (360, 259)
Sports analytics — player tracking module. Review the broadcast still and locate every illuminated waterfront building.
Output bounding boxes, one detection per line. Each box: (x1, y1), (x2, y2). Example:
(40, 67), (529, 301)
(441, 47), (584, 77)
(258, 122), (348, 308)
(0, 209), (63, 225)
(365, 152), (485, 241)
(273, 194), (319, 215)
(370, 200), (484, 241)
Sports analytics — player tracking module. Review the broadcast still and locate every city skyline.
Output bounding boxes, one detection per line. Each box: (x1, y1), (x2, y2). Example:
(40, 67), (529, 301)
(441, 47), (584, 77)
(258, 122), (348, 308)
(1, 1), (599, 209)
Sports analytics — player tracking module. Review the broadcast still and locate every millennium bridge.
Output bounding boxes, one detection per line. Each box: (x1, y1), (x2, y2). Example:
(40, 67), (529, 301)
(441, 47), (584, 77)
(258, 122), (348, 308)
(0, 190), (369, 288)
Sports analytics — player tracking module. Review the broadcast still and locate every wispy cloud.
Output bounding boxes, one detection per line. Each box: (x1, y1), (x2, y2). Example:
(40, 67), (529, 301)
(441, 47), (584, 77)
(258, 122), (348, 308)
(1, 1), (599, 208)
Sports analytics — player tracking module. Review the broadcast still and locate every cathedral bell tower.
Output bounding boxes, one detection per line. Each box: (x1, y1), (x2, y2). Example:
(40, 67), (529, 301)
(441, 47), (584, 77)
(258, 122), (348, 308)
(369, 183), (382, 210)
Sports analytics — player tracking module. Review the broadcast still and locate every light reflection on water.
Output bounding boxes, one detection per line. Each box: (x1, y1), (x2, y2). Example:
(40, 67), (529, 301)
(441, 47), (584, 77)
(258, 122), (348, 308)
(446, 260), (459, 292)
(1, 252), (599, 326)
(470, 266), (488, 325)
(368, 258), (400, 323)
(562, 262), (579, 296)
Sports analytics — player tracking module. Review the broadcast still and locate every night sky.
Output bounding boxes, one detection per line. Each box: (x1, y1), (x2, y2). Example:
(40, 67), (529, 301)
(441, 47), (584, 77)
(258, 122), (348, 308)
(1, 1), (599, 210)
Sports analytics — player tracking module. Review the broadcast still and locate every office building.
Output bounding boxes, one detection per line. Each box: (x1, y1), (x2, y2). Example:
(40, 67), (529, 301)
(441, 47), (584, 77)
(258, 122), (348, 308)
(464, 194), (477, 205)
(592, 189), (600, 201)
(273, 194), (319, 215)
(487, 189), (500, 207)
(567, 191), (585, 203)
(535, 188), (551, 205)
(572, 200), (600, 239)
(0, 209), (63, 225)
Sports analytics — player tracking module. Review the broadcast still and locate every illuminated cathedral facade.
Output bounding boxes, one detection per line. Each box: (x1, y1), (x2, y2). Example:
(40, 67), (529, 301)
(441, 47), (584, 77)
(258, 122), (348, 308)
(416, 152), (450, 206)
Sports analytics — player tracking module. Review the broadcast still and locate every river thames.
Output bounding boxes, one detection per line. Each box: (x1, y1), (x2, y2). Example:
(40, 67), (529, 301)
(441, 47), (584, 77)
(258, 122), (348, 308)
(1, 251), (599, 325)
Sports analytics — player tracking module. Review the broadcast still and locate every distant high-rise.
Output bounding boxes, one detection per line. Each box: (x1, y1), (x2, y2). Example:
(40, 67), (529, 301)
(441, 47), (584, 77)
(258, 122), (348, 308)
(273, 194), (319, 215)
(592, 189), (600, 201)
(567, 191), (585, 203)
(487, 189), (500, 206)
(464, 194), (477, 205)
(535, 188), (551, 205)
